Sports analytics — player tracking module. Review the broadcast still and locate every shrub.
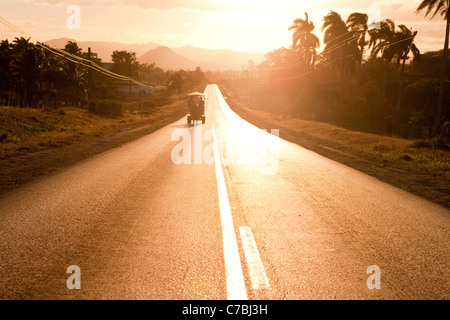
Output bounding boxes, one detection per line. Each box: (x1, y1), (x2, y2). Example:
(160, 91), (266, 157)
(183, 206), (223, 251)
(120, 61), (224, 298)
(96, 101), (109, 115)
(399, 154), (413, 161)
(410, 140), (433, 149)
(143, 99), (157, 109)
(88, 100), (123, 117)
(88, 100), (97, 114)
(125, 102), (139, 113)
(108, 101), (123, 117)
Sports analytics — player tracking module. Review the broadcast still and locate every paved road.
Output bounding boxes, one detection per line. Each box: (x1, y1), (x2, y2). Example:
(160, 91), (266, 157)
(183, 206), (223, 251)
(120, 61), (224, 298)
(0, 85), (448, 299)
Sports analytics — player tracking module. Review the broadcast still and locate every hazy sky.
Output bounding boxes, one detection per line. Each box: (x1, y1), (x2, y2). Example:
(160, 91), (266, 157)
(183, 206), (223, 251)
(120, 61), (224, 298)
(0, 0), (446, 54)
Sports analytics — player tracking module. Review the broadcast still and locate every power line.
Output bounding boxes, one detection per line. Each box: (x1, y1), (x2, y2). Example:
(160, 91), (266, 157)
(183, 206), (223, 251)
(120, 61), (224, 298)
(0, 16), (162, 90)
(259, 15), (426, 78)
(248, 14), (425, 85)
(256, 32), (361, 79)
(265, 52), (361, 82)
(257, 31), (416, 80)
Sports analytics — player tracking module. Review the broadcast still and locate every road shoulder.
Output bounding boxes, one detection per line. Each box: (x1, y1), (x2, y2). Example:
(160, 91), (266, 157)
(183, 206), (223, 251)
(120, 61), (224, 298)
(222, 89), (450, 210)
(0, 101), (187, 196)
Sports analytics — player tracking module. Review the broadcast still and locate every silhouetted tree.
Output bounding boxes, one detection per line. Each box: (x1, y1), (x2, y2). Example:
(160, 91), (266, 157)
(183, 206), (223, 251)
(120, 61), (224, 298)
(9, 37), (44, 107)
(192, 67), (206, 87)
(416, 0), (450, 134)
(63, 41), (87, 105)
(168, 70), (186, 98)
(323, 11), (359, 68)
(289, 12), (320, 71)
(394, 25), (420, 108)
(0, 40), (12, 105)
(369, 19), (397, 102)
(111, 50), (139, 77)
(346, 12), (369, 84)
(322, 11), (359, 106)
(64, 41), (82, 56)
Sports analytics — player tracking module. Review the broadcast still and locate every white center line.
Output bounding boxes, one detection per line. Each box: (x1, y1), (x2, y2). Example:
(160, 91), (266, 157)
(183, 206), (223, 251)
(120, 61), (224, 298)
(212, 123), (248, 300)
(239, 227), (271, 290)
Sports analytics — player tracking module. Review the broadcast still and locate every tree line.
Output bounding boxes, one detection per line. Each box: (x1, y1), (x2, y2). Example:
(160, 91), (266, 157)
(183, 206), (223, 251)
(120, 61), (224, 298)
(230, 1), (449, 140)
(0, 38), (206, 112)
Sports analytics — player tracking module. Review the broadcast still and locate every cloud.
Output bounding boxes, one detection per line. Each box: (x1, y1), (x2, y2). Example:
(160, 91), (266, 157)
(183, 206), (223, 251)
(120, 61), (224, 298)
(21, 0), (447, 53)
(29, 0), (228, 11)
(27, 0), (342, 12)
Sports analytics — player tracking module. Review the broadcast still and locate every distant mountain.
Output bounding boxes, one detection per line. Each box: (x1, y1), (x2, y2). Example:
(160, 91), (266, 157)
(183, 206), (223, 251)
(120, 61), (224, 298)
(46, 38), (266, 70)
(172, 46), (265, 69)
(138, 46), (242, 71)
(47, 38), (160, 62)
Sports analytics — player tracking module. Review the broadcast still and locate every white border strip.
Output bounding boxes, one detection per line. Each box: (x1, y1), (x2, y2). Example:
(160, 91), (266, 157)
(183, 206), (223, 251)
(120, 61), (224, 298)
(239, 227), (270, 290)
(212, 123), (248, 300)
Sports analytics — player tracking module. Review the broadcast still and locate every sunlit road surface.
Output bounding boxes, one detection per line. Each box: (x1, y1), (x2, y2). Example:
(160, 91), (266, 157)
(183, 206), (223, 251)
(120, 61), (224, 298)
(0, 85), (449, 300)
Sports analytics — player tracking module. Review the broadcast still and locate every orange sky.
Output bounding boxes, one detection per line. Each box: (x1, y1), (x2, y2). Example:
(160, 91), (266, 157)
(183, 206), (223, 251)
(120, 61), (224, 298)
(1, 0), (446, 54)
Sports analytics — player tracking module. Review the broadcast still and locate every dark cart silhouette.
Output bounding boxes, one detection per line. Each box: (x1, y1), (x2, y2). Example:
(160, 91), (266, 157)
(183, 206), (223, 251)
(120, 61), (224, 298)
(187, 92), (205, 125)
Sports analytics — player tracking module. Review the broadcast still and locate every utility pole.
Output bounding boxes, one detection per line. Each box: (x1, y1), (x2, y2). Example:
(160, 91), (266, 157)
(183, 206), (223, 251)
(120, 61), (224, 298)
(339, 44), (344, 108)
(141, 90), (144, 120)
(129, 59), (132, 102)
(87, 47), (91, 103)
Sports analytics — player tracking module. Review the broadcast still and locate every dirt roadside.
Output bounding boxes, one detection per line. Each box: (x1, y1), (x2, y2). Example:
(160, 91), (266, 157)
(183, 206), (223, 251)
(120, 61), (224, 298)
(221, 89), (450, 210)
(1, 89), (448, 210)
(0, 100), (187, 196)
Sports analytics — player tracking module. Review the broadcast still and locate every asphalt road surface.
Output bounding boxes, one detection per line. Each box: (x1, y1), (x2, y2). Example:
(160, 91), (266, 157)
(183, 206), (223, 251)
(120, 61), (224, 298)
(0, 84), (448, 300)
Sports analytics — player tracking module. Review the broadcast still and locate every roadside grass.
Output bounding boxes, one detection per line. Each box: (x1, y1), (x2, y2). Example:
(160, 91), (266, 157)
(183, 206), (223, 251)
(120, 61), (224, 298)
(0, 98), (188, 196)
(0, 106), (131, 159)
(0, 100), (186, 160)
(291, 117), (450, 175)
(226, 97), (450, 176)
(222, 87), (449, 208)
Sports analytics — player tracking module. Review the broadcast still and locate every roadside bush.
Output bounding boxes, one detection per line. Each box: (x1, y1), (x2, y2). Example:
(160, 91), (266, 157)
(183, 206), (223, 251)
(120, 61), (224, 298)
(96, 101), (109, 115)
(292, 86), (337, 122)
(88, 100), (97, 114)
(143, 99), (157, 109)
(401, 79), (438, 115)
(88, 100), (123, 117)
(126, 102), (141, 114)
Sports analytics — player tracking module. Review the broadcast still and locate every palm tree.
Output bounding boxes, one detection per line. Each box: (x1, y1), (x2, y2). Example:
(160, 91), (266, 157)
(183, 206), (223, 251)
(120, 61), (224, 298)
(394, 25), (420, 108)
(322, 11), (359, 106)
(322, 11), (358, 64)
(368, 19), (397, 102)
(368, 19), (396, 57)
(346, 13), (369, 73)
(416, 0), (450, 135)
(288, 12), (320, 71)
(346, 12), (369, 103)
(394, 25), (420, 73)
